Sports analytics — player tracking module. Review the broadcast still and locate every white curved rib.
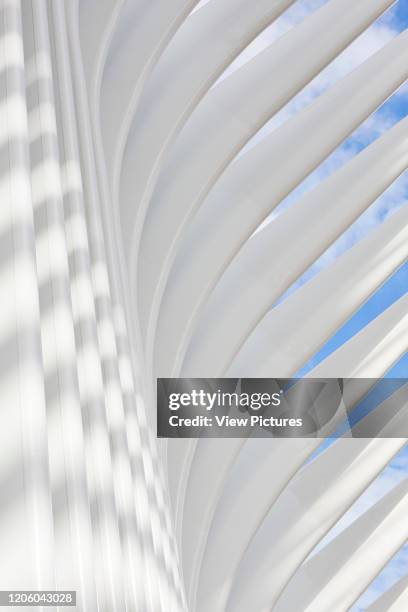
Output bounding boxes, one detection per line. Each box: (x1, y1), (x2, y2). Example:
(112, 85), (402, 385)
(368, 574), (408, 612)
(136, 0), (401, 357)
(78, 0), (125, 87)
(311, 295), (408, 379)
(172, 202), (408, 599)
(175, 204), (408, 598)
(78, 2), (408, 608)
(102, 0), (289, 419)
(4, 1), (406, 608)
(156, 112), (408, 378)
(120, 0), (297, 257)
(101, 0), (198, 179)
(85, 3), (191, 597)
(194, 293), (408, 612)
(211, 403), (407, 612)
(75, 2), (187, 607)
(165, 71), (406, 556)
(98, 3), (198, 427)
(222, 202), (408, 378)
(266, 478), (408, 612)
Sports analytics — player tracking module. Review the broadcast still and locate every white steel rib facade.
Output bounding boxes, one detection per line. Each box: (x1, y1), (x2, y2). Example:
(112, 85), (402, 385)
(0, 1), (407, 611)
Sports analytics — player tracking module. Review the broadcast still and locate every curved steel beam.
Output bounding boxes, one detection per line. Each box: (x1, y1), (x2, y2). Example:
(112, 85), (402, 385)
(224, 202), (408, 378)
(119, 0), (296, 262)
(194, 293), (408, 611)
(266, 478), (408, 612)
(136, 0), (398, 361)
(175, 204), (408, 602)
(156, 113), (408, 378)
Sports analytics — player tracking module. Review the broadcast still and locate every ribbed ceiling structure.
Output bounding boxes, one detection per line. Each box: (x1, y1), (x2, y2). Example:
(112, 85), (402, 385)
(1, 0), (407, 610)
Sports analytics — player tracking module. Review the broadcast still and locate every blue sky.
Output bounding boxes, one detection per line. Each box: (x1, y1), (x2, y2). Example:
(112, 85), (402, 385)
(273, 0), (408, 370)
(212, 0), (408, 605)
(249, 0), (408, 608)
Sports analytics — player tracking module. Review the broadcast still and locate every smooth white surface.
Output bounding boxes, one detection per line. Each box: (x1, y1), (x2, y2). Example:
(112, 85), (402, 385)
(270, 478), (408, 612)
(138, 0), (399, 362)
(228, 202), (408, 378)
(157, 112), (408, 378)
(195, 294), (408, 612)
(121, 0), (296, 262)
(2, 1), (407, 609)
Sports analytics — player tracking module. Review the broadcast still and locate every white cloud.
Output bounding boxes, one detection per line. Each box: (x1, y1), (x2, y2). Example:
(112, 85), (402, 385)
(200, 0), (408, 606)
(224, 0), (401, 116)
(304, 447), (408, 609)
(238, 1), (408, 299)
(225, 1), (408, 604)
(239, 3), (408, 599)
